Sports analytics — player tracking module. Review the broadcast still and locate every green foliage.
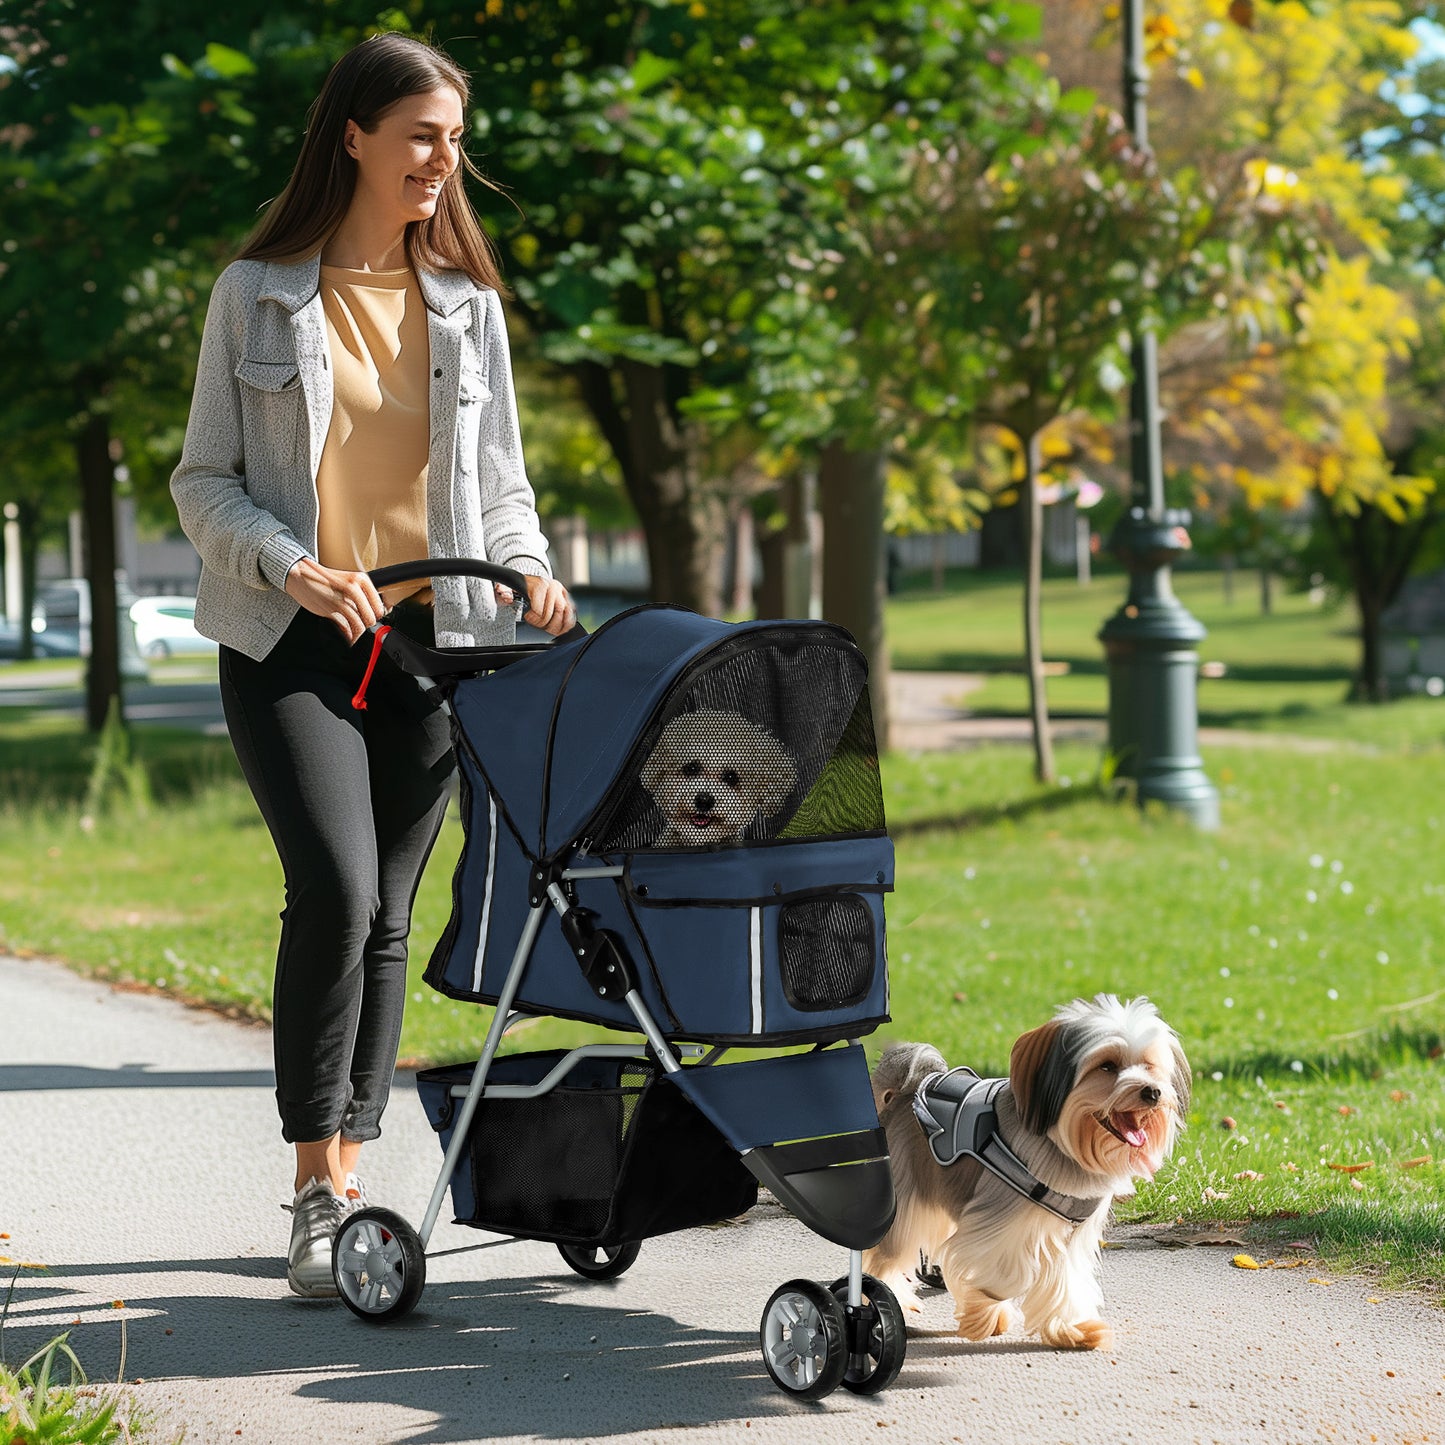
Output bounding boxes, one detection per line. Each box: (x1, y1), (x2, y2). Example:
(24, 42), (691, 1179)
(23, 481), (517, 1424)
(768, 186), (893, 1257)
(1, 1280), (126, 1445)
(80, 698), (153, 825)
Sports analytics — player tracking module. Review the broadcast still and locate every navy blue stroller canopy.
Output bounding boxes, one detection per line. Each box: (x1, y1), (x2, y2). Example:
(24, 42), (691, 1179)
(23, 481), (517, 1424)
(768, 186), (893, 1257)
(454, 606), (885, 860)
(427, 606), (894, 1046)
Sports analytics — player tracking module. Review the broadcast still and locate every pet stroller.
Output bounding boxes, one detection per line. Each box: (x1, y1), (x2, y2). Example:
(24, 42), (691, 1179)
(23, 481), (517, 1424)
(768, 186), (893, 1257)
(332, 559), (906, 1400)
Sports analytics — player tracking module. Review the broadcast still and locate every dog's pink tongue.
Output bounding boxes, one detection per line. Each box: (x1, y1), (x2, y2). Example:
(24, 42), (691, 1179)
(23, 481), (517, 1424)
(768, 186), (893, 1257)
(1124, 1126), (1147, 1147)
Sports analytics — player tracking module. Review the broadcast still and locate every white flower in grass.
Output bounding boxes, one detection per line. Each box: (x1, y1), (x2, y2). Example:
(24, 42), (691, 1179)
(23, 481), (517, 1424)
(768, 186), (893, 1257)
(1248, 924), (1260, 936)
(1220, 966), (1231, 977)
(1331, 860), (1343, 874)
(1309, 854), (1324, 869)
(1290, 1060), (1304, 1073)
(1377, 951), (1389, 965)
(1306, 890), (1318, 903)
(1340, 881), (1354, 895)
(1223, 997), (1234, 1008)
(1327, 989), (1338, 1000)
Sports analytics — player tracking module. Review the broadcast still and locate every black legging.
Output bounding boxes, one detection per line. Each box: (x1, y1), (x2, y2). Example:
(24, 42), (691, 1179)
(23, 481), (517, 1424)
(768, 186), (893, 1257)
(219, 603), (454, 1144)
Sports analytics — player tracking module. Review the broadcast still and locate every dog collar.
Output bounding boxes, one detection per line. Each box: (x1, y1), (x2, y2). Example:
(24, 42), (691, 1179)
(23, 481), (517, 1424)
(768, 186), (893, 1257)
(911, 1067), (1106, 1226)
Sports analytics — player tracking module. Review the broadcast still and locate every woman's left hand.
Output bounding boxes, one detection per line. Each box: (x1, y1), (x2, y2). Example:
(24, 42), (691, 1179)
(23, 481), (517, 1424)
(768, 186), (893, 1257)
(494, 575), (577, 636)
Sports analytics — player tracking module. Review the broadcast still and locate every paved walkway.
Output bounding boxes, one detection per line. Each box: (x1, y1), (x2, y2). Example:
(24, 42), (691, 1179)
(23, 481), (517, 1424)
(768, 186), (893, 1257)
(4, 953), (1444, 1445)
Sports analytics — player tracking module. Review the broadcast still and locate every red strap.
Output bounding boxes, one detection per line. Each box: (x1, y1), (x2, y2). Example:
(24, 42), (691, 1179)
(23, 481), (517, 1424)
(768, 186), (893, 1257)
(351, 625), (392, 712)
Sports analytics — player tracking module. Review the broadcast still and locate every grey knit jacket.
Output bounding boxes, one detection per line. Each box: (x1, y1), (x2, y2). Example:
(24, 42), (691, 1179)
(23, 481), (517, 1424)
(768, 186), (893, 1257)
(170, 254), (552, 661)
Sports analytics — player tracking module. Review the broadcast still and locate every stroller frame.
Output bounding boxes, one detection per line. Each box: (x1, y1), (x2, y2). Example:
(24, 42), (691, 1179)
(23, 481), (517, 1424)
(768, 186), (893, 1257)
(329, 560), (906, 1402)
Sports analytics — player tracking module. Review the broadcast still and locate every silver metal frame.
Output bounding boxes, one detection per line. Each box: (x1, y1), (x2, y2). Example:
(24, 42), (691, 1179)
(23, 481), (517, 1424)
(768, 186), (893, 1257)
(418, 865), (682, 1249)
(414, 860), (864, 1312)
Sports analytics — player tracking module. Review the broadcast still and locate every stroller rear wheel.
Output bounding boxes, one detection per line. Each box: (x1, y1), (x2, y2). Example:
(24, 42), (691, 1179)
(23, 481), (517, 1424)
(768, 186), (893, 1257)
(333, 1207), (426, 1322)
(759, 1278), (848, 1401)
(557, 1240), (641, 1280)
(829, 1273), (906, 1395)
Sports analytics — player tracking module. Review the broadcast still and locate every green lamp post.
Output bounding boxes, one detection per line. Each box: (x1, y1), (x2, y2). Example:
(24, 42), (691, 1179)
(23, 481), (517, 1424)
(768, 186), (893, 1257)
(1097, 0), (1220, 829)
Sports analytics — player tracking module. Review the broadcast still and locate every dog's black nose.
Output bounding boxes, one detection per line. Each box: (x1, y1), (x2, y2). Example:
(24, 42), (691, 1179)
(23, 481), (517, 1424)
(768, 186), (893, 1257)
(1140, 1085), (1161, 1105)
(694, 791), (715, 813)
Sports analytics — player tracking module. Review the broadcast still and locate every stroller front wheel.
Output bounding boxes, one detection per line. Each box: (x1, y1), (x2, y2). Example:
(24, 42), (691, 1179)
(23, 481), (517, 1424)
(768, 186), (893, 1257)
(759, 1278), (848, 1401)
(829, 1273), (907, 1395)
(333, 1207), (426, 1322)
(557, 1240), (641, 1280)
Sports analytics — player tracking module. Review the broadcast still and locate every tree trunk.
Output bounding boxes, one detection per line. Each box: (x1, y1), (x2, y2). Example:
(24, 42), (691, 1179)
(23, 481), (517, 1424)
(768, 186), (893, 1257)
(574, 356), (726, 614)
(77, 385), (122, 733)
(1258, 566), (1273, 615)
(1221, 552), (1235, 605)
(729, 503), (754, 617)
(1356, 594), (1385, 702)
(818, 440), (890, 752)
(1021, 429), (1055, 784)
(755, 469), (815, 620)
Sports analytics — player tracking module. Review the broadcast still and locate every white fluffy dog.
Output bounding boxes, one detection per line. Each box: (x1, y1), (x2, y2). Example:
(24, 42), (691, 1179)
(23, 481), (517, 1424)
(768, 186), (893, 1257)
(640, 709), (797, 847)
(865, 995), (1189, 1351)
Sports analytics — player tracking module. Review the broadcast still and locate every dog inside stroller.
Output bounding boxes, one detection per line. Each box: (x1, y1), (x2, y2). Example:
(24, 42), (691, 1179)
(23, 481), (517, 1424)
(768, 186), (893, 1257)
(332, 559), (905, 1401)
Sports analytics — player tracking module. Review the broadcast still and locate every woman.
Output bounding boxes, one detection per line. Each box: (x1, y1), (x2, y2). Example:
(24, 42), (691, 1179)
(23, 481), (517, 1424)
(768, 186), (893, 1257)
(171, 32), (575, 1298)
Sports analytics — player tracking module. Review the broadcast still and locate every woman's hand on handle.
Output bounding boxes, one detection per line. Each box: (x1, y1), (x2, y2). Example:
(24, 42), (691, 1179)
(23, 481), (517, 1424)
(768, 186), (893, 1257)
(284, 558), (386, 645)
(494, 575), (577, 637)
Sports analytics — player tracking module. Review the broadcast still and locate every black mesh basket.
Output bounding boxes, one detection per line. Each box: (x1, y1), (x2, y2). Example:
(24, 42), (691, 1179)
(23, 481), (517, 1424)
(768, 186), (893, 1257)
(417, 1051), (758, 1248)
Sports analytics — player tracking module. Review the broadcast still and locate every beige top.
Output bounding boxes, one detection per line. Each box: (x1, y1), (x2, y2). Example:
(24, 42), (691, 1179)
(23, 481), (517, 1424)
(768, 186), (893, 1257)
(316, 265), (430, 602)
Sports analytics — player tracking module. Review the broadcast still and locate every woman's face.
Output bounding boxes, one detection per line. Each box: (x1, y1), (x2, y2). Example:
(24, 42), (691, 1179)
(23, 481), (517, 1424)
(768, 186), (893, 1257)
(345, 87), (465, 231)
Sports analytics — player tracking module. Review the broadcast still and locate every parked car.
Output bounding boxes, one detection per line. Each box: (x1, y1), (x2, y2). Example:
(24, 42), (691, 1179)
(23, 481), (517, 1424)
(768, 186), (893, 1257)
(0, 618), (79, 661)
(130, 595), (217, 660)
(32, 577), (149, 681)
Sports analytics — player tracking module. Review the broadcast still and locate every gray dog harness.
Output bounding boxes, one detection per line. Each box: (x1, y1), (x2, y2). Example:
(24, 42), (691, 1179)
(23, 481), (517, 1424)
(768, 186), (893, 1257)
(911, 1067), (1105, 1225)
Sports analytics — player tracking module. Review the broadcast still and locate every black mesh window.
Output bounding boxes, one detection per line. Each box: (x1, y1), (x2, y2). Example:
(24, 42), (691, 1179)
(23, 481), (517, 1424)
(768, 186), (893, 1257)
(778, 895), (876, 1010)
(594, 632), (886, 852)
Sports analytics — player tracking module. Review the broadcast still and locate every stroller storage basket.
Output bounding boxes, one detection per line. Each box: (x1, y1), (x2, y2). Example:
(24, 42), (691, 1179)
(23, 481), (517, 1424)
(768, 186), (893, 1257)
(417, 1051), (758, 1248)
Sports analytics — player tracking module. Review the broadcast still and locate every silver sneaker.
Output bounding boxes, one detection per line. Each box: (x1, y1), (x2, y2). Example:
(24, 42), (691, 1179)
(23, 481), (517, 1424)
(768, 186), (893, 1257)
(285, 1177), (347, 1298)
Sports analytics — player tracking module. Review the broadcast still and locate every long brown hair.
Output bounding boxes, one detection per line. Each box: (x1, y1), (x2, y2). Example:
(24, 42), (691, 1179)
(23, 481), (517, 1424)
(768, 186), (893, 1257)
(237, 32), (509, 293)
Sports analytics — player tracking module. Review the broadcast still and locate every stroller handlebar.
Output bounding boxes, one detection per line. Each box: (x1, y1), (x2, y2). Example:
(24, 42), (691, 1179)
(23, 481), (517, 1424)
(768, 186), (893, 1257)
(368, 557), (534, 601)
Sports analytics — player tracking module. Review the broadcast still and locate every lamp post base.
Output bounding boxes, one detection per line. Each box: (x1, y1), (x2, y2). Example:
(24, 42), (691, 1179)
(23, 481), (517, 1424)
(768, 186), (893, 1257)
(1099, 509), (1220, 831)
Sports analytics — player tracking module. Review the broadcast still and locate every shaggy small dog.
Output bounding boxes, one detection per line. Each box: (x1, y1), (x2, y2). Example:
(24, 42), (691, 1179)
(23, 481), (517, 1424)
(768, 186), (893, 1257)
(640, 709), (797, 847)
(865, 994), (1189, 1351)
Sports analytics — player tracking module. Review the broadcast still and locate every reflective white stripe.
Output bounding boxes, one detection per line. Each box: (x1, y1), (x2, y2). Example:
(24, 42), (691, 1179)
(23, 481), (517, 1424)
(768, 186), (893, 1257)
(749, 906), (763, 1034)
(471, 791), (499, 994)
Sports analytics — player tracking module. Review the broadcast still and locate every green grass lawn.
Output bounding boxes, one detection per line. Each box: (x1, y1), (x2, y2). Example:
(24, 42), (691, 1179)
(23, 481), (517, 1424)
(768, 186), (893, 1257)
(889, 565), (1445, 748)
(2, 571), (1443, 1293)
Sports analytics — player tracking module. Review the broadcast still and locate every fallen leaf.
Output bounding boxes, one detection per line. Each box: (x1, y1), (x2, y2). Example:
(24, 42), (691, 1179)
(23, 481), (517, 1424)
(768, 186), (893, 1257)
(1220, 1117), (1237, 1130)
(112, 1300), (125, 1309)
(1338, 1105), (1354, 1116)
(1273, 1260), (1305, 1269)
(1327, 1161), (1375, 1174)
(1202, 1187), (1232, 1201)
(1308, 1278), (1332, 1286)
(1274, 1101), (1291, 1113)
(1232, 1254), (1261, 1269)
(1233, 1170), (1265, 1181)
(1287, 1241), (1312, 1249)
(1350, 1178), (1366, 1191)
(1389, 1090), (1411, 1103)
(1396, 1155), (1431, 1169)
(1281, 1162), (1299, 1173)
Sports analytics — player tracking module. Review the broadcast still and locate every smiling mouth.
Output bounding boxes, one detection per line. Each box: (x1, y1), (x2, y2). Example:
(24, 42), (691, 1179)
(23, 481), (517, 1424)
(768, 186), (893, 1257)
(1099, 1110), (1150, 1148)
(409, 175), (444, 193)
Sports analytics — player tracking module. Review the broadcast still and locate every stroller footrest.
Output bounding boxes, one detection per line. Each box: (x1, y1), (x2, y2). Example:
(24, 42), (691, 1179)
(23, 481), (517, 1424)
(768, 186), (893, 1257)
(744, 1135), (895, 1251)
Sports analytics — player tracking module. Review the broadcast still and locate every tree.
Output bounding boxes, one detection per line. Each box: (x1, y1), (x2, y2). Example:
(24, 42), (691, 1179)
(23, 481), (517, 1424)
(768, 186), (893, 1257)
(894, 103), (1231, 782)
(0, 4), (355, 728)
